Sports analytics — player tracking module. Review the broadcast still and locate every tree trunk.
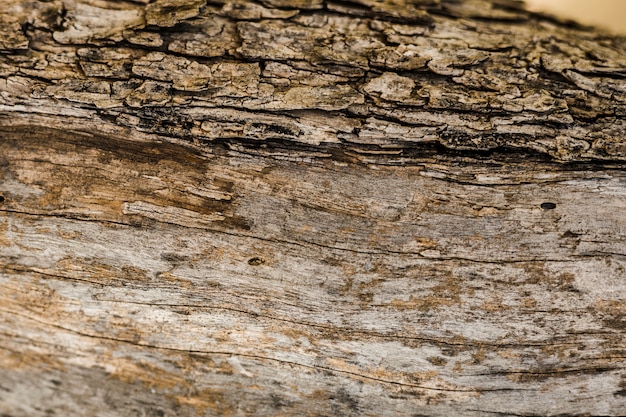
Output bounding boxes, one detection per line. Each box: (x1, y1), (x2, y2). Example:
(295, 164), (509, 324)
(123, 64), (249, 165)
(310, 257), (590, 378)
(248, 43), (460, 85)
(1, 0), (625, 415)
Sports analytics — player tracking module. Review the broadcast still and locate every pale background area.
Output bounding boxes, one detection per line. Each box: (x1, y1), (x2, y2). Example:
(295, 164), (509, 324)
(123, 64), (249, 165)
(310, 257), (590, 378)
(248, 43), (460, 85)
(525, 0), (626, 34)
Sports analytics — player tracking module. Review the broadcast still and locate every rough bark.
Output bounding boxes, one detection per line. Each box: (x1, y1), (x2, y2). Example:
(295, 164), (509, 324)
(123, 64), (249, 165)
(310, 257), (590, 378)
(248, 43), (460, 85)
(1, 0), (625, 416)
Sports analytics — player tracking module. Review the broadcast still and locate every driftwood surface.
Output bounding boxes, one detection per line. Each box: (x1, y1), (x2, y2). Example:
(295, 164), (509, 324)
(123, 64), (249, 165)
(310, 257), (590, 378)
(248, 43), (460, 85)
(1, 0), (626, 415)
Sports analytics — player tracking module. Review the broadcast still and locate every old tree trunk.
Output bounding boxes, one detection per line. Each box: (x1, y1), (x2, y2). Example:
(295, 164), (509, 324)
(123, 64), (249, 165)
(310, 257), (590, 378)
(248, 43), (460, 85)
(1, 0), (626, 415)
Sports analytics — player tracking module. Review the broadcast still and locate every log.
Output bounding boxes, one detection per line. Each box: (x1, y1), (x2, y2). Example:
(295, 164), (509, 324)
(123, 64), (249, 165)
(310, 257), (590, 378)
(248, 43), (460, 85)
(1, 0), (625, 415)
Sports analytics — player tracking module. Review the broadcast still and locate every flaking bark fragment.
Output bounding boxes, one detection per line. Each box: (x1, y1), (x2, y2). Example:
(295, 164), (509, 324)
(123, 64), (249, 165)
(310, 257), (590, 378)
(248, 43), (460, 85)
(145, 0), (206, 27)
(2, 0), (623, 162)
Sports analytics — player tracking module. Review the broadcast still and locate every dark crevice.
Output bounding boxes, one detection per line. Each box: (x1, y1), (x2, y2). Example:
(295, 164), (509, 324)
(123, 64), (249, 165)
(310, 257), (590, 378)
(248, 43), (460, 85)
(319, 0), (436, 25)
(205, 133), (626, 169)
(468, 411), (614, 417)
(468, 366), (620, 378)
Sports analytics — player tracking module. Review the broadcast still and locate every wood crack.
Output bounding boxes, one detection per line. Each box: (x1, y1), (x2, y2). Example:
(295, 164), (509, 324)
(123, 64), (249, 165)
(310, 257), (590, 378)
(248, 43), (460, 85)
(0, 306), (527, 393)
(2, 208), (611, 263)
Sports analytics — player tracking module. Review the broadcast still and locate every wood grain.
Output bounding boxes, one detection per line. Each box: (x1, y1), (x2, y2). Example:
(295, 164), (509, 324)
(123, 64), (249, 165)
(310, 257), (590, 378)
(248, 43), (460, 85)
(1, 0), (625, 415)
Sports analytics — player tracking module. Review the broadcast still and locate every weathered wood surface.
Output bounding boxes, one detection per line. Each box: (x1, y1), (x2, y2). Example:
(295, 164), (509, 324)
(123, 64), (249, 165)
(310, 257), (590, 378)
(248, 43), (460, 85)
(1, 0), (625, 415)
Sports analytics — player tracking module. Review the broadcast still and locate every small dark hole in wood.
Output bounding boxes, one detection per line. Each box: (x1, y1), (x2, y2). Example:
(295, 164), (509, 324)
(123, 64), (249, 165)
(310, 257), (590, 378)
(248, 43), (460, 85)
(0, 195), (4, 203)
(248, 257), (265, 266)
(540, 202), (556, 210)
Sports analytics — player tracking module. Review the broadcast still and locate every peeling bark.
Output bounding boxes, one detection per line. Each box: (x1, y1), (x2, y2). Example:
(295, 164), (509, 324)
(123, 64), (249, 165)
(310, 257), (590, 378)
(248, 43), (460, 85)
(1, 0), (625, 416)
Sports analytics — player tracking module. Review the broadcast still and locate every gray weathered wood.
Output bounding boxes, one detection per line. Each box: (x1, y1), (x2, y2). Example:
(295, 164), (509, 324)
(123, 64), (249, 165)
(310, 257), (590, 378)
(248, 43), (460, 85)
(1, 0), (625, 415)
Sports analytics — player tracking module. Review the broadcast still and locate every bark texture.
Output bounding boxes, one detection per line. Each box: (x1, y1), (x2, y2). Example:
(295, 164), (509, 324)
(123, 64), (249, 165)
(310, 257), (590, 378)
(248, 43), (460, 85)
(1, 0), (626, 416)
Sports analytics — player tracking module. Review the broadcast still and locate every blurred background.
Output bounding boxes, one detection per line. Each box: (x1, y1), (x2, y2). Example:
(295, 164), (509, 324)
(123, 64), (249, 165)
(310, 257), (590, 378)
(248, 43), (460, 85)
(525, 0), (626, 34)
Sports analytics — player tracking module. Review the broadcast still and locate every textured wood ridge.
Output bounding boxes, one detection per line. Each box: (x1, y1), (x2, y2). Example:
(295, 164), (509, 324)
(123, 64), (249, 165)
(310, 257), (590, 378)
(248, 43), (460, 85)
(1, 0), (626, 416)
